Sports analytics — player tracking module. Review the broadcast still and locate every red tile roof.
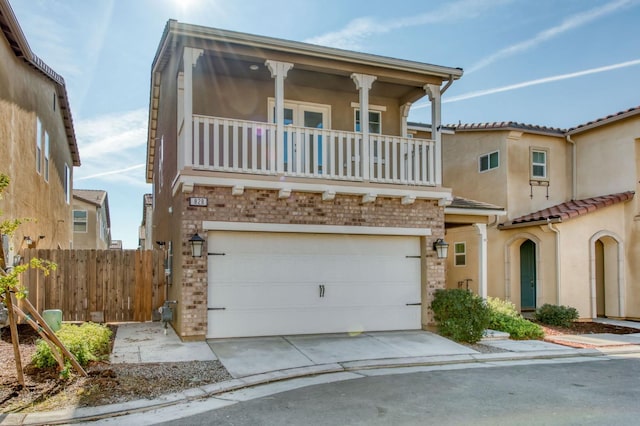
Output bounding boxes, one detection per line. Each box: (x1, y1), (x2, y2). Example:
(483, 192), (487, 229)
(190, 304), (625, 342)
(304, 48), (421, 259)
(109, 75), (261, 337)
(450, 121), (565, 136)
(499, 191), (635, 229)
(567, 106), (640, 134)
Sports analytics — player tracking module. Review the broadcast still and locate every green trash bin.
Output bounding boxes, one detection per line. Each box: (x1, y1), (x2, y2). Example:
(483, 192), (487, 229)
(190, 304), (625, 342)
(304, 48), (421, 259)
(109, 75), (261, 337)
(42, 309), (62, 332)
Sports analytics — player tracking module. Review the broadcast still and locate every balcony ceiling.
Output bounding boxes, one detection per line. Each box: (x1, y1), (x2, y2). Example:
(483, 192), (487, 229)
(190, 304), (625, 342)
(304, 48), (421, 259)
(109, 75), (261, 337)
(198, 52), (427, 102)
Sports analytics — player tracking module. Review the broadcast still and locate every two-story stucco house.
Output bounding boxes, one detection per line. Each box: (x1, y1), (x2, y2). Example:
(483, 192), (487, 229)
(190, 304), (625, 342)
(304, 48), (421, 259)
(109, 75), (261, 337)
(0, 0), (80, 266)
(72, 189), (111, 250)
(147, 20), (466, 341)
(441, 107), (640, 321)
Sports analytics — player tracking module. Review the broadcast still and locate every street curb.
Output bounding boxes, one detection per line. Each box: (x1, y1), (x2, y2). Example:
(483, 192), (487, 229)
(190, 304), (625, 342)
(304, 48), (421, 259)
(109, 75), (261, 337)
(4, 346), (640, 425)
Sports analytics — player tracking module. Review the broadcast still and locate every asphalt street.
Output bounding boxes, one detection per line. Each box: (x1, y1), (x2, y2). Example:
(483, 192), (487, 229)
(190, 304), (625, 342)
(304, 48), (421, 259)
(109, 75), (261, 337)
(155, 357), (640, 426)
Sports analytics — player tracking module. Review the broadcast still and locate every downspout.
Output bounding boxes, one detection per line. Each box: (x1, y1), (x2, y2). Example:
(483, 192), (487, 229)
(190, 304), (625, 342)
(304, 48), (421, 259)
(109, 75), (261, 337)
(440, 74), (455, 95)
(547, 219), (561, 305)
(565, 135), (577, 200)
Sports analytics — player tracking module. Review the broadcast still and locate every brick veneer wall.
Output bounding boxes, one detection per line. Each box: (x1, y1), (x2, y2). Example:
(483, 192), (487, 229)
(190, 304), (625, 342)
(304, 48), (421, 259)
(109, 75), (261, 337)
(178, 185), (446, 339)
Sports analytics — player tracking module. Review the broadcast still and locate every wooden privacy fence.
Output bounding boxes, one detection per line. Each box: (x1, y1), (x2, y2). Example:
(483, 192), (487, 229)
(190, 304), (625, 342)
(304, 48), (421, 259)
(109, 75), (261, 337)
(19, 249), (166, 322)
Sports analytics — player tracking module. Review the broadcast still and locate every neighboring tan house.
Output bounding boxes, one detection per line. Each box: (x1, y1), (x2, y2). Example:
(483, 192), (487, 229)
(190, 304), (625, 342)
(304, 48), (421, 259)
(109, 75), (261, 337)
(138, 193), (153, 250)
(72, 190), (111, 249)
(147, 20), (466, 340)
(0, 0), (80, 267)
(439, 106), (640, 321)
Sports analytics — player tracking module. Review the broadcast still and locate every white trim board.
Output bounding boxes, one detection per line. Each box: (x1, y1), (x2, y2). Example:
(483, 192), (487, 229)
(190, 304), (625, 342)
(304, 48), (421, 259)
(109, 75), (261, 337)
(203, 221), (431, 236)
(174, 175), (452, 201)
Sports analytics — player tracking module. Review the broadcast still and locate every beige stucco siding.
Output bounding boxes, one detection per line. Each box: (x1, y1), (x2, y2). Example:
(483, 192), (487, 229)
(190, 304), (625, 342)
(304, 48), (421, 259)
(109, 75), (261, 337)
(485, 201), (631, 318)
(442, 132), (509, 211)
(505, 133), (571, 220)
(444, 226), (480, 295)
(0, 30), (73, 250)
(574, 118), (640, 200)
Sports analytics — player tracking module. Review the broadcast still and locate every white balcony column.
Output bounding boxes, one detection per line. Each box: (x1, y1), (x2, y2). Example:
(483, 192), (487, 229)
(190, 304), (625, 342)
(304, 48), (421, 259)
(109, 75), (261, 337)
(474, 223), (488, 299)
(400, 102), (412, 137)
(266, 60), (294, 173)
(351, 73), (377, 181)
(176, 72), (185, 170)
(424, 84), (442, 185)
(182, 47), (203, 170)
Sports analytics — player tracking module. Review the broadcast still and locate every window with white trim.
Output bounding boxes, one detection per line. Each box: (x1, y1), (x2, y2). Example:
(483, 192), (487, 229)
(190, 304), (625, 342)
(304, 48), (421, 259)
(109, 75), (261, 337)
(44, 131), (50, 182)
(354, 110), (381, 134)
(36, 118), (42, 174)
(158, 135), (164, 191)
(64, 164), (71, 204)
(73, 210), (88, 232)
(454, 242), (466, 266)
(479, 151), (499, 172)
(531, 149), (548, 179)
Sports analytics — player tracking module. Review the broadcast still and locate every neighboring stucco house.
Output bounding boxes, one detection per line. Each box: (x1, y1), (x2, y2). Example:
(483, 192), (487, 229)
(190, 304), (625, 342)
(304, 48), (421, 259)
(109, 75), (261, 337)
(147, 20), (466, 340)
(72, 189), (111, 249)
(138, 193), (153, 250)
(0, 0), (80, 266)
(440, 106), (640, 320)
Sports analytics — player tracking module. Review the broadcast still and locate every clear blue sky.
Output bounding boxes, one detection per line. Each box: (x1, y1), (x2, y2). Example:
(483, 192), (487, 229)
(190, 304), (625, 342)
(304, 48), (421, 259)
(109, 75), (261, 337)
(10, 0), (640, 248)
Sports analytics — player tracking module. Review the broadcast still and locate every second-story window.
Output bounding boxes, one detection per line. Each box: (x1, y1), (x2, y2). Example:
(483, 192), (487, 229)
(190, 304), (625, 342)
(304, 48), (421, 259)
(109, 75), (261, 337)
(44, 132), (50, 182)
(531, 149), (548, 180)
(479, 151), (499, 172)
(73, 210), (88, 232)
(354, 110), (381, 134)
(36, 118), (42, 174)
(64, 164), (71, 204)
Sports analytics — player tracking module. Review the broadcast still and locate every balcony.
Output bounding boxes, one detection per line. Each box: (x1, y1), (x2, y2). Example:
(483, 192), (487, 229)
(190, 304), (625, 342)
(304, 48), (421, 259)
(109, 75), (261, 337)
(182, 115), (437, 186)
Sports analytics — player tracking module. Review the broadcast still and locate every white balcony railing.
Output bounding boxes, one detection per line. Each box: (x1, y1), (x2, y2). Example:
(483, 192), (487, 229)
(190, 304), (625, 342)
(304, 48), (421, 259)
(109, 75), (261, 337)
(188, 115), (436, 186)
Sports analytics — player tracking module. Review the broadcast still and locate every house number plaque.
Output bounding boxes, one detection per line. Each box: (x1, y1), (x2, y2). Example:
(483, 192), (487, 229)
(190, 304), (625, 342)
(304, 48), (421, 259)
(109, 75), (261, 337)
(189, 197), (208, 207)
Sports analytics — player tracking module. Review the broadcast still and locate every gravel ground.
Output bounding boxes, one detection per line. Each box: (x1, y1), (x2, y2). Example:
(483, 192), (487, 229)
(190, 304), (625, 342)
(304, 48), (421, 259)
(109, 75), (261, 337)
(1, 325), (231, 413)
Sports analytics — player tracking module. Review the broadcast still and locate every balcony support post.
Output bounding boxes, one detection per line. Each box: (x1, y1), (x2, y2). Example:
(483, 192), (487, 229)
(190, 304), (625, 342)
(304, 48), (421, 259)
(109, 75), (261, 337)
(424, 84), (442, 186)
(400, 102), (412, 138)
(351, 73), (377, 181)
(266, 60), (294, 173)
(182, 47), (203, 171)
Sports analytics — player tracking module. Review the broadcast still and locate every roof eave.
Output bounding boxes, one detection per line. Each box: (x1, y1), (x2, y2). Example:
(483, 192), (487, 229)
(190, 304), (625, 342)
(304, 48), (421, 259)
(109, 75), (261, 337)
(445, 207), (507, 217)
(0, 0), (80, 166)
(567, 107), (640, 135)
(498, 217), (562, 230)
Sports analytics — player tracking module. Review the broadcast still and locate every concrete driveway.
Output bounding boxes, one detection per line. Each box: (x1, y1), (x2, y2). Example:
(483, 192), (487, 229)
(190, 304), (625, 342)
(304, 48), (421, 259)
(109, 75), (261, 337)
(208, 330), (477, 378)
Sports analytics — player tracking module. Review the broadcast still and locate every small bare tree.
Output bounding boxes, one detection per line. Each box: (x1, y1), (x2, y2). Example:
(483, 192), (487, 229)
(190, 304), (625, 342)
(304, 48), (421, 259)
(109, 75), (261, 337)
(0, 173), (67, 386)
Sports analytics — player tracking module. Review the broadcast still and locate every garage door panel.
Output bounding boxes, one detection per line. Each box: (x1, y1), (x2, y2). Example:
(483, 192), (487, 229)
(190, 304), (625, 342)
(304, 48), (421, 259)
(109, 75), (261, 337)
(207, 231), (421, 338)
(209, 305), (420, 338)
(211, 283), (320, 308)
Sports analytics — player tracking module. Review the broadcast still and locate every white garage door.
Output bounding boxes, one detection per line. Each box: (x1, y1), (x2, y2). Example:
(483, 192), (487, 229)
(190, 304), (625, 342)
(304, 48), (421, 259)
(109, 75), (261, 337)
(207, 231), (422, 338)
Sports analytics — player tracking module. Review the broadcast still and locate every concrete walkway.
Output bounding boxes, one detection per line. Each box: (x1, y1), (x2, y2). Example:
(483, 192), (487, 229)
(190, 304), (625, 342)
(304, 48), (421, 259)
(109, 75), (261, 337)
(110, 322), (217, 364)
(4, 320), (640, 425)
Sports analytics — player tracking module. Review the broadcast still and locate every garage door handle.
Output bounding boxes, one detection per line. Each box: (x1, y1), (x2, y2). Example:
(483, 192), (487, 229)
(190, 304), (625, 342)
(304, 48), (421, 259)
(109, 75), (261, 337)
(406, 302), (421, 306)
(319, 284), (325, 298)
(208, 307), (226, 311)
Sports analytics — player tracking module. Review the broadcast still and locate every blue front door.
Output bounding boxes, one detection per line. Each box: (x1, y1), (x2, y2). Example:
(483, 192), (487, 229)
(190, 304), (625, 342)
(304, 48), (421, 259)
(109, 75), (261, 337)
(520, 240), (536, 310)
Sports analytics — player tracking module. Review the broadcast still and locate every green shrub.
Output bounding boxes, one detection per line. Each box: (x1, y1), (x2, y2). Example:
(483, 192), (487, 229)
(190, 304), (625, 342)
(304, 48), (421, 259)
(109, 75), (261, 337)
(534, 304), (579, 327)
(431, 289), (490, 344)
(32, 322), (112, 369)
(486, 297), (544, 340)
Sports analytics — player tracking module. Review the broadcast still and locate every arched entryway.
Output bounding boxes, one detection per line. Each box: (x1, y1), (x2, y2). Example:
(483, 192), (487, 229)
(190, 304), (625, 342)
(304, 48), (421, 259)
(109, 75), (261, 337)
(591, 232), (624, 318)
(520, 239), (537, 311)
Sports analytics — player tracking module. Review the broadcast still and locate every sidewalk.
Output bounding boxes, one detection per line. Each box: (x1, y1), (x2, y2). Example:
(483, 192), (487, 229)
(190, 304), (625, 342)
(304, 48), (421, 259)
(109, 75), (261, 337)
(3, 320), (640, 425)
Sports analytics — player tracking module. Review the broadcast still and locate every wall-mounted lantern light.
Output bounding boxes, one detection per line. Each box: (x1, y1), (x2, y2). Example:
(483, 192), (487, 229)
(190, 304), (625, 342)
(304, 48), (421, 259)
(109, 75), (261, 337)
(189, 233), (205, 258)
(23, 236), (33, 247)
(433, 238), (449, 259)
